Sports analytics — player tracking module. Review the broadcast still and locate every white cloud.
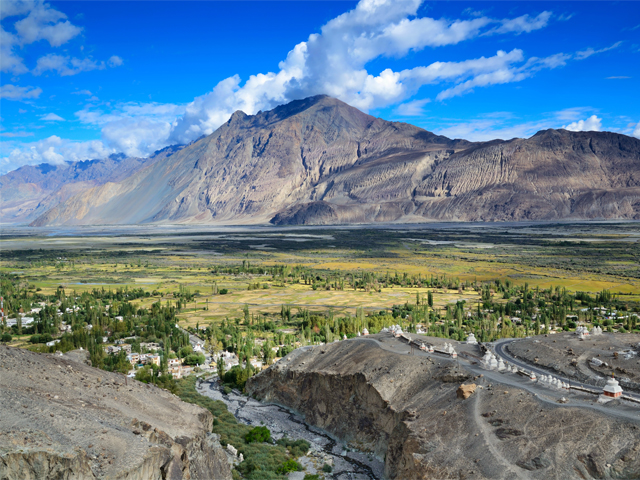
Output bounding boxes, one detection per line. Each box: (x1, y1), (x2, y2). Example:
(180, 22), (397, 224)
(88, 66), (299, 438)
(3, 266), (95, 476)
(576, 41), (622, 60)
(71, 89), (92, 95)
(2, 0), (571, 170)
(488, 11), (552, 35)
(1, 1), (120, 78)
(108, 55), (123, 67)
(0, 136), (114, 174)
(0, 131), (34, 138)
(0, 26), (28, 74)
(633, 122), (640, 139)
(41, 113), (64, 121)
(394, 98), (431, 116)
(13, 4), (82, 47)
(1, 0), (82, 75)
(562, 115), (602, 132)
(0, 84), (42, 100)
(169, 0), (563, 145)
(75, 102), (186, 157)
(33, 54), (105, 76)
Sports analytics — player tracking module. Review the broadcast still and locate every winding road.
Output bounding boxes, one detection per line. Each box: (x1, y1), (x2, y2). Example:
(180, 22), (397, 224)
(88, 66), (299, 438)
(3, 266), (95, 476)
(493, 338), (640, 402)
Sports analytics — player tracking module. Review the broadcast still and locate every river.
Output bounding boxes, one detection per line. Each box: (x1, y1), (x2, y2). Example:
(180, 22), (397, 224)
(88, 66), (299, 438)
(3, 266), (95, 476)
(196, 378), (384, 480)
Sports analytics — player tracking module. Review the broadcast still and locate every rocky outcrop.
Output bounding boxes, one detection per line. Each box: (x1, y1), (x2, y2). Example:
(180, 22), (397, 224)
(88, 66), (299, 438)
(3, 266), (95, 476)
(0, 346), (231, 480)
(246, 336), (640, 479)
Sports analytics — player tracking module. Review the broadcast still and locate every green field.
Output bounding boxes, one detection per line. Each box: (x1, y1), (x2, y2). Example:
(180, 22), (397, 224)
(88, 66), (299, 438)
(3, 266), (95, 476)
(1, 223), (639, 333)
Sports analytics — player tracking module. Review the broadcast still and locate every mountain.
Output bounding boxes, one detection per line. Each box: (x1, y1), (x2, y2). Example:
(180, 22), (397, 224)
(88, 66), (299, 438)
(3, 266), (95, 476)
(3, 94), (640, 226)
(0, 145), (183, 224)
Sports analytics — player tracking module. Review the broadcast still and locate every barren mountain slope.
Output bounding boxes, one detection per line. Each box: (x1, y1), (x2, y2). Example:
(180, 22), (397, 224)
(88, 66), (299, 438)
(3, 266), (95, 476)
(29, 96), (465, 226)
(0, 146), (181, 224)
(273, 129), (640, 224)
(247, 337), (640, 480)
(0, 346), (231, 480)
(23, 96), (640, 226)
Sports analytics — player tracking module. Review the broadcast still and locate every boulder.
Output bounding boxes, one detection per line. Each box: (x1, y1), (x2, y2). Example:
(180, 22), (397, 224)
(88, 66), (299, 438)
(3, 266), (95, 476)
(457, 384), (477, 399)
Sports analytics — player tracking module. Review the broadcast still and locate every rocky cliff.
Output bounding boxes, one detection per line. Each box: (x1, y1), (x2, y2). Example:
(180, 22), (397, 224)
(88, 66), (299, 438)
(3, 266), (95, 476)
(0, 346), (231, 480)
(246, 336), (640, 479)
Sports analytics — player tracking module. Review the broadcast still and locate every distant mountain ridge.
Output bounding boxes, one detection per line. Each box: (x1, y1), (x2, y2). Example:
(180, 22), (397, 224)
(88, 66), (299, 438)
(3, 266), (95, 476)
(2, 95), (640, 226)
(0, 145), (183, 224)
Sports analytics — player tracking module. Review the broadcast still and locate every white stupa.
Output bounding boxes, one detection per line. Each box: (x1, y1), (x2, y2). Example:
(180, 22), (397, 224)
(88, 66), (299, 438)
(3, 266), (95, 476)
(489, 354), (498, 370)
(497, 358), (506, 371)
(466, 333), (478, 345)
(482, 351), (492, 368)
(343, 334), (347, 340)
(602, 374), (623, 399)
(357, 331), (361, 336)
(363, 328), (369, 336)
(428, 345), (434, 353)
(451, 349), (457, 359)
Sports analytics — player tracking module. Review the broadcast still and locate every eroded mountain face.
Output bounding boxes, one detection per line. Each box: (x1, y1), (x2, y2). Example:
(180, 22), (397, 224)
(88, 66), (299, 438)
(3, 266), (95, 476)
(7, 95), (640, 226)
(246, 337), (640, 480)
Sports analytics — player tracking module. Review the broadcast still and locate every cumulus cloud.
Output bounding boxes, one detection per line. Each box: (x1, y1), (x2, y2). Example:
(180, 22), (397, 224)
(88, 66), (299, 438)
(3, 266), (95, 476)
(633, 122), (640, 139)
(0, 136), (114, 174)
(169, 0), (563, 145)
(2, 0), (572, 170)
(562, 115), (602, 132)
(1, 1), (121, 77)
(75, 102), (186, 156)
(71, 89), (93, 95)
(13, 4), (82, 47)
(33, 54), (105, 76)
(41, 113), (64, 121)
(1, 0), (82, 75)
(108, 55), (123, 67)
(0, 84), (42, 100)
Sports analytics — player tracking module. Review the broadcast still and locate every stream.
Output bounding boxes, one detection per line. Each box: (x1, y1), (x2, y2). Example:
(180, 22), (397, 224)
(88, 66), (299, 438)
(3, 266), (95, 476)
(197, 378), (384, 480)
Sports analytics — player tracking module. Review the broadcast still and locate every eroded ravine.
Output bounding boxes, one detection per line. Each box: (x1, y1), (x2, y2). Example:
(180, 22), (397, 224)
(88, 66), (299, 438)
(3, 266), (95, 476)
(197, 379), (383, 479)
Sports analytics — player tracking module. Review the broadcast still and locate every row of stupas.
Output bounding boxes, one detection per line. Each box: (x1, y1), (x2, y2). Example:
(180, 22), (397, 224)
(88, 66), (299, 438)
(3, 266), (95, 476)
(576, 325), (603, 340)
(538, 375), (570, 389)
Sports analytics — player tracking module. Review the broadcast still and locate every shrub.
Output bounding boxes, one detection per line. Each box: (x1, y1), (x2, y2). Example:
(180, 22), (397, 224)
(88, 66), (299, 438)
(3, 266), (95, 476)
(1, 333), (11, 343)
(245, 426), (271, 443)
(304, 475), (320, 480)
(219, 289), (229, 295)
(276, 437), (310, 457)
(322, 463), (333, 473)
(224, 364), (252, 390)
(277, 459), (302, 474)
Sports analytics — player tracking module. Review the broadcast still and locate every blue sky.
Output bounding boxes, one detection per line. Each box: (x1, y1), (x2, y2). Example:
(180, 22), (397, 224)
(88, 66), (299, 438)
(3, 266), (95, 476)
(1, 0), (639, 174)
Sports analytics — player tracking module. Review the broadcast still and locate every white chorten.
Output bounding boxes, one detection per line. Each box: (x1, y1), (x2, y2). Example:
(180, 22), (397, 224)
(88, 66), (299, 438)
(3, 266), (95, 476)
(357, 331), (361, 336)
(603, 375), (623, 398)
(343, 334), (347, 340)
(363, 328), (369, 336)
(489, 354), (498, 370)
(498, 358), (506, 371)
(466, 333), (478, 345)
(451, 349), (457, 359)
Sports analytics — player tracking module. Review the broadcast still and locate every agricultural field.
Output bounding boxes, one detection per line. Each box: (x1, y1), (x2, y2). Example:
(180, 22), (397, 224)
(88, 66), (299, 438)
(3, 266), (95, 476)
(1, 223), (639, 343)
